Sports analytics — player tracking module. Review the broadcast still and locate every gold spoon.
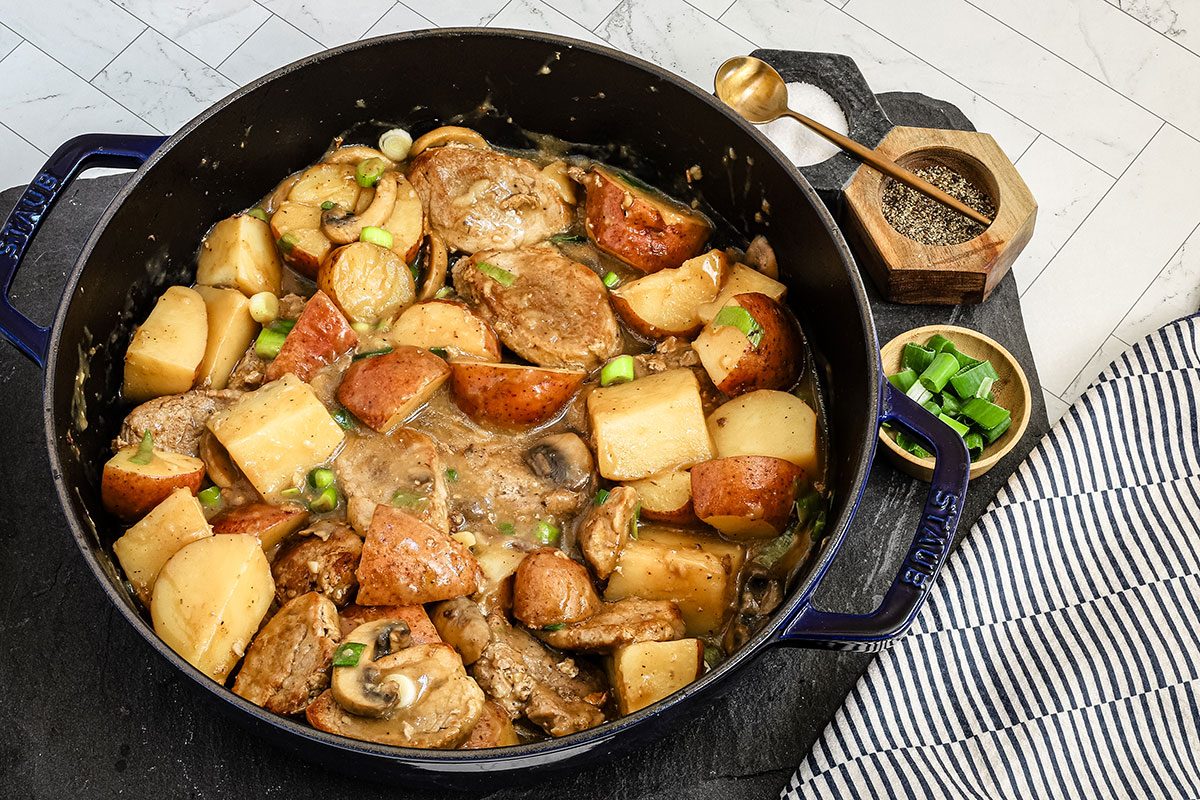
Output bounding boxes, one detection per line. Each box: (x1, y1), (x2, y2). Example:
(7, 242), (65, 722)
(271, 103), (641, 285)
(715, 56), (994, 228)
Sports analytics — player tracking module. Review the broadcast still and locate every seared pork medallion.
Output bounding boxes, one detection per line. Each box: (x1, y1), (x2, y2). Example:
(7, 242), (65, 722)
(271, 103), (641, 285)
(104, 125), (829, 747)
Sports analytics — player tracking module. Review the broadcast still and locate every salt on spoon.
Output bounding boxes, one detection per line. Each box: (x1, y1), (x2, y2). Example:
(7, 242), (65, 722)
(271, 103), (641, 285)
(759, 82), (848, 167)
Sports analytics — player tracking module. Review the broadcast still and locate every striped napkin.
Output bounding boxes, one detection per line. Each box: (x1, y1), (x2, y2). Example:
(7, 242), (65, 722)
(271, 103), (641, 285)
(783, 315), (1200, 799)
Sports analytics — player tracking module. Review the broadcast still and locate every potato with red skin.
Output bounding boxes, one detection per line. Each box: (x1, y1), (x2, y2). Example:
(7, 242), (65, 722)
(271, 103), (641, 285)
(690, 455), (804, 540)
(356, 505), (480, 606)
(512, 549), (602, 629)
(583, 167), (712, 273)
(266, 290), (357, 382)
(336, 346), (451, 432)
(318, 241), (415, 326)
(449, 361), (585, 429)
(101, 445), (205, 522)
(388, 300), (501, 361)
(460, 700), (520, 749)
(269, 202), (329, 279)
(338, 603), (441, 643)
(210, 502), (309, 552)
(610, 249), (729, 338)
(625, 470), (696, 525)
(691, 292), (803, 397)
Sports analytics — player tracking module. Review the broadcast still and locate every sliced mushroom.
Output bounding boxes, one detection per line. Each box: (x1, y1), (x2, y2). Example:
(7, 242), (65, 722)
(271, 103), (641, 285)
(323, 145), (396, 167)
(321, 171), (399, 244)
(744, 234), (779, 280)
(331, 619), (415, 717)
(409, 126), (489, 158)
(418, 233), (449, 301)
(431, 597), (490, 665)
(524, 433), (594, 491)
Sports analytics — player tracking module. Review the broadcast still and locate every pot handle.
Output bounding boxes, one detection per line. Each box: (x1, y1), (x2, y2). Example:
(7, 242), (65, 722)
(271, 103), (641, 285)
(0, 133), (166, 366)
(774, 382), (970, 652)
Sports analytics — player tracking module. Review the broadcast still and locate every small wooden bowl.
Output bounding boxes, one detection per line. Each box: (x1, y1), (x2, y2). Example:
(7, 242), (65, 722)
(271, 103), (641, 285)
(879, 325), (1031, 481)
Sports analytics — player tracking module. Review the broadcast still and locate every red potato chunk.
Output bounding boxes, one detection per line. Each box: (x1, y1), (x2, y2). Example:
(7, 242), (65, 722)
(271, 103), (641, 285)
(101, 446), (205, 522)
(335, 346), (451, 432)
(691, 292), (803, 397)
(449, 361), (585, 430)
(690, 455), (804, 540)
(512, 549), (602, 629)
(266, 290), (357, 382)
(356, 504), (481, 606)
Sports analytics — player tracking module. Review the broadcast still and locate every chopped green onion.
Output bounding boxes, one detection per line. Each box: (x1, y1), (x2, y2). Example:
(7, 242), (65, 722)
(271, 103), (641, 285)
(360, 226), (393, 248)
(320, 200), (335, 211)
(308, 467), (335, 490)
(197, 486), (222, 508)
(793, 492), (823, 525)
(594, 488), (610, 506)
(331, 407), (356, 430)
(247, 207), (267, 222)
(379, 128), (413, 161)
(549, 233), (586, 244)
(902, 343), (935, 374)
(921, 398), (942, 415)
(975, 376), (995, 400)
(391, 489), (426, 507)
(919, 352), (960, 393)
(953, 351), (981, 370)
(277, 232), (297, 253)
(926, 334), (956, 355)
(129, 431), (154, 465)
(249, 292), (279, 324)
(352, 347), (393, 361)
(602, 271), (620, 288)
(712, 305), (764, 348)
(905, 380), (932, 405)
(445, 467), (459, 483)
(887, 368), (918, 393)
(600, 355), (635, 387)
(752, 526), (796, 569)
(938, 413), (971, 437)
(948, 361), (999, 399)
(434, 286), (454, 299)
(355, 157), (387, 188)
(964, 432), (985, 459)
(960, 397), (1011, 430)
(308, 486), (339, 513)
(896, 430), (933, 459)
(542, 623), (566, 632)
(280, 487), (303, 499)
(333, 641), (367, 667)
(630, 502), (641, 540)
(534, 519), (560, 545)
(476, 261), (516, 287)
(939, 392), (962, 416)
(984, 416), (1012, 444)
(429, 346), (449, 359)
(703, 644), (723, 670)
(254, 326), (288, 359)
(268, 318), (296, 334)
(497, 522), (515, 536)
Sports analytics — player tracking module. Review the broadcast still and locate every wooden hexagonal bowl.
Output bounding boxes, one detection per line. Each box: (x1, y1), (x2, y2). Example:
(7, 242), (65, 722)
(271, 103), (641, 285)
(843, 126), (1037, 305)
(879, 325), (1031, 481)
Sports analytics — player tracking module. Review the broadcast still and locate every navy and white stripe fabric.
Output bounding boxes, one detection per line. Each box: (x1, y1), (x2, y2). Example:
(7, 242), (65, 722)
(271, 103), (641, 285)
(784, 315), (1200, 799)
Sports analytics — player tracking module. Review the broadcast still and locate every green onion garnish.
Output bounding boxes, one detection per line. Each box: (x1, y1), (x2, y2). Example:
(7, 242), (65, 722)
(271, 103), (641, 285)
(902, 343), (935, 374)
(360, 226), (393, 248)
(712, 305), (764, 348)
(308, 486), (339, 513)
(308, 467), (335, 490)
(887, 368), (918, 393)
(938, 413), (970, 437)
(429, 346), (449, 359)
(197, 486), (221, 508)
(434, 286), (454, 299)
(128, 431), (154, 465)
(247, 207), (267, 222)
(602, 271), (620, 288)
(594, 488), (610, 506)
(333, 642), (367, 667)
(600, 355), (635, 387)
(352, 347), (393, 361)
(918, 352), (960, 394)
(926, 334), (956, 355)
(534, 520), (559, 545)
(476, 261), (516, 287)
(896, 430), (933, 459)
(445, 467), (458, 482)
(949, 361), (999, 399)
(964, 432), (985, 459)
(331, 407), (356, 430)
(280, 487), (303, 499)
(254, 326), (288, 359)
(277, 232), (297, 253)
(703, 644), (723, 670)
(268, 318), (296, 334)
(355, 157), (387, 188)
(497, 522), (515, 536)
(921, 398), (941, 415)
(542, 623), (566, 632)
(320, 200), (335, 210)
(629, 502), (641, 540)
(960, 397), (1010, 431)
(391, 489), (426, 507)
(975, 376), (995, 400)
(939, 392), (962, 416)
(984, 416), (1012, 444)
(549, 234), (586, 244)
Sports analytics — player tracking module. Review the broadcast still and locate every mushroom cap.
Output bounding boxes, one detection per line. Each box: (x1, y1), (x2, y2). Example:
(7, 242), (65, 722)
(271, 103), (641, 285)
(330, 619), (414, 718)
(525, 433), (595, 491)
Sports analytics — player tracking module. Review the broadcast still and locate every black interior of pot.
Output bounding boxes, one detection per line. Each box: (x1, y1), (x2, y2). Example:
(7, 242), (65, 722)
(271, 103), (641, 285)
(46, 29), (878, 777)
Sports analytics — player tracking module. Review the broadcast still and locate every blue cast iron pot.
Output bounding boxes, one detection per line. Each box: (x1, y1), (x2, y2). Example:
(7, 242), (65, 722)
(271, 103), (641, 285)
(0, 29), (968, 789)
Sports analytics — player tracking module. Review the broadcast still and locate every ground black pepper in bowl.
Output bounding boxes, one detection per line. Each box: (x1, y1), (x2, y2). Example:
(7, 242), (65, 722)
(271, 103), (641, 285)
(881, 163), (996, 246)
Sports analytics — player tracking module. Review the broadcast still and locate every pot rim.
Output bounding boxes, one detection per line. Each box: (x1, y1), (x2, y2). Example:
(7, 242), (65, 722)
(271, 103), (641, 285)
(42, 27), (881, 768)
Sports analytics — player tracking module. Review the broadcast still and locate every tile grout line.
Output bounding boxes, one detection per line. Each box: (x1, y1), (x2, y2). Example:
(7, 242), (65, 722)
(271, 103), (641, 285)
(0, 119), (49, 160)
(357, 1), (402, 41)
(395, 2), (438, 29)
(88, 23), (149, 81)
(1108, 217), (1200, 342)
(1057, 337), (1112, 401)
(0, 21), (21, 62)
(487, 0), (518, 26)
(1018, 120), (1166, 299)
(213, 13), (275, 73)
(1012, 132), (1041, 165)
(1099, 0), (1200, 66)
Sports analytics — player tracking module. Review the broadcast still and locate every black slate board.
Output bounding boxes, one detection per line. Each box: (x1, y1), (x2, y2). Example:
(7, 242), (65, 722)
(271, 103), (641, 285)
(0, 108), (1051, 799)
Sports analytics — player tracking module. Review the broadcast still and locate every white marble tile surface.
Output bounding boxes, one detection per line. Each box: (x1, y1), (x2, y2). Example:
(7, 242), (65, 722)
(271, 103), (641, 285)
(490, 0), (606, 44)
(218, 15), (323, 87)
(401, 0), (508, 26)
(0, 24), (20, 61)
(1010, 136), (1114, 295)
(722, 0), (1039, 165)
(363, 3), (433, 38)
(0, 124), (46, 195)
(598, 0), (755, 89)
(542, 0), (622, 29)
(972, 0), (1200, 142)
(0, 42), (155, 149)
(1042, 389), (1071, 425)
(1021, 124), (1200, 396)
(93, 30), (235, 134)
(1115, 223), (1200, 345)
(1062, 335), (1131, 403)
(256, 0), (394, 47)
(0, 0), (144, 78)
(1110, 0), (1200, 58)
(112, 0), (271, 68)
(686, 0), (736, 19)
(845, 0), (1162, 176)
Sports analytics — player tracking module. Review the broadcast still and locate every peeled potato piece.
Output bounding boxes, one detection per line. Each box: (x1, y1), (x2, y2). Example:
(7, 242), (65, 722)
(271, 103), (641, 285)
(690, 455), (804, 539)
(382, 174), (425, 263)
(611, 249), (730, 338)
(318, 241), (415, 326)
(151, 533), (274, 682)
(194, 286), (258, 390)
(197, 215), (283, 296)
(123, 286), (209, 403)
(270, 202), (331, 279)
(287, 162), (361, 208)
(707, 390), (819, 476)
(697, 263), (787, 324)
(691, 292), (802, 397)
(102, 445), (205, 523)
(113, 487), (213, 605)
(609, 638), (705, 715)
(388, 301), (500, 361)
